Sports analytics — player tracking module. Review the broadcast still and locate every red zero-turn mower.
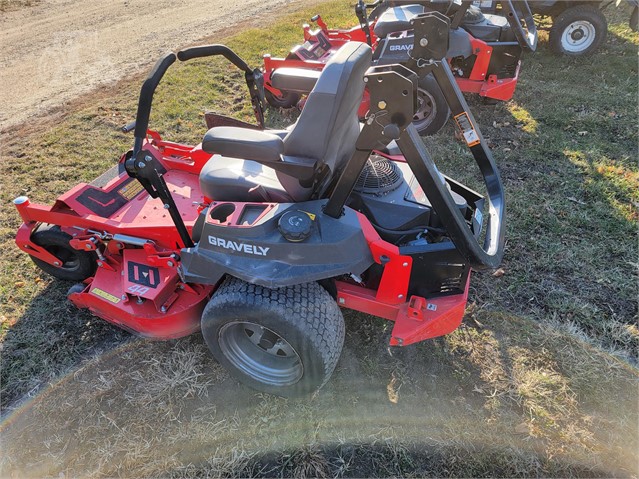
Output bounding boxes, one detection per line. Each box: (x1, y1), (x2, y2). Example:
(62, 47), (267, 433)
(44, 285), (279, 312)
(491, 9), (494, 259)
(14, 13), (505, 397)
(262, 0), (537, 136)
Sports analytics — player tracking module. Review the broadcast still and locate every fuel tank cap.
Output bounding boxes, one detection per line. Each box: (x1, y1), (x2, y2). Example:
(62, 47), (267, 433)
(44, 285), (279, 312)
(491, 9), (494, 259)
(278, 210), (313, 242)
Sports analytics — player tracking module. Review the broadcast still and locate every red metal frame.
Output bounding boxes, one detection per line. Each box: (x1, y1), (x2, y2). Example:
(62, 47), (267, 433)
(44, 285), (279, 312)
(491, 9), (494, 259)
(14, 132), (470, 346)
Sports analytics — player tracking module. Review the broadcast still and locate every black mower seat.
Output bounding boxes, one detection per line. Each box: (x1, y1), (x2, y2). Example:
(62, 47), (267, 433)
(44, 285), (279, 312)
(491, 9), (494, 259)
(373, 4), (424, 39)
(200, 42), (372, 203)
(461, 6), (509, 42)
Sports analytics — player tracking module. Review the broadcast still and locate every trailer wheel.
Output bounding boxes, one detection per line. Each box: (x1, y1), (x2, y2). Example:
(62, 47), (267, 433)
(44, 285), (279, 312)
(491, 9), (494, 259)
(201, 277), (345, 397)
(265, 88), (301, 109)
(412, 73), (450, 136)
(30, 225), (97, 281)
(549, 5), (607, 56)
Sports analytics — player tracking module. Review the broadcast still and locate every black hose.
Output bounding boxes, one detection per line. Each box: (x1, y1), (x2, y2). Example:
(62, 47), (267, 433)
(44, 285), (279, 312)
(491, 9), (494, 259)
(370, 221), (445, 236)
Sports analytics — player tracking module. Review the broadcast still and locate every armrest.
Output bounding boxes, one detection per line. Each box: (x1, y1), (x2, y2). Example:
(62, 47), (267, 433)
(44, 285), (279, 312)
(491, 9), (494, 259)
(271, 68), (321, 93)
(202, 126), (317, 180)
(202, 127), (284, 163)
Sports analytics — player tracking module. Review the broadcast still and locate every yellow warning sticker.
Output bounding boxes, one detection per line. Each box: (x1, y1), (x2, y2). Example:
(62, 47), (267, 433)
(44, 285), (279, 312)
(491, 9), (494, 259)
(118, 181), (144, 201)
(92, 287), (121, 304)
(454, 112), (481, 147)
(300, 210), (316, 221)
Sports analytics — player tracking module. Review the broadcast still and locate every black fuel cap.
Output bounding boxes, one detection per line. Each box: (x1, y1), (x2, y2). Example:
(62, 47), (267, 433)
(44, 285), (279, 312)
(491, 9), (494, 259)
(278, 210), (313, 242)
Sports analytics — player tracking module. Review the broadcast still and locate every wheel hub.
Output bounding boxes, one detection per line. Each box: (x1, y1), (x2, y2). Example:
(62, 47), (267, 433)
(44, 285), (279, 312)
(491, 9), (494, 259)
(562, 20), (596, 52)
(218, 321), (303, 386)
(571, 28), (585, 41)
(413, 87), (436, 127)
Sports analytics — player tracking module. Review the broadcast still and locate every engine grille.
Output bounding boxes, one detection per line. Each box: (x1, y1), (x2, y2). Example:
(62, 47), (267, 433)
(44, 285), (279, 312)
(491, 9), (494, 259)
(354, 154), (403, 195)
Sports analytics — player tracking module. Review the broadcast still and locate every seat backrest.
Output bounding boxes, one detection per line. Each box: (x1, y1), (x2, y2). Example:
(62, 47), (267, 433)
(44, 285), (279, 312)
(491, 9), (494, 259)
(373, 4), (425, 39)
(282, 42), (372, 186)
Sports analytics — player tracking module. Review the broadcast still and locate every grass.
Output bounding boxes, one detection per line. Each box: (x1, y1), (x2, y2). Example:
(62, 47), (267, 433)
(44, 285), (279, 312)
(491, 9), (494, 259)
(1, 1), (638, 477)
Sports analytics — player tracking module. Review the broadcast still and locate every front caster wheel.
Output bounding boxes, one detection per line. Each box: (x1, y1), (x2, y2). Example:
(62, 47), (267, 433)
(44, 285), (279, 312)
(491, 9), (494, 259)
(201, 278), (345, 397)
(30, 224), (97, 281)
(265, 88), (301, 109)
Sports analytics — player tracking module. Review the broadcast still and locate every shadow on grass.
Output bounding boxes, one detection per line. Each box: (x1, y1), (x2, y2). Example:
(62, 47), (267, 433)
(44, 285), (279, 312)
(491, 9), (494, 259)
(2, 306), (637, 477)
(1, 280), (130, 414)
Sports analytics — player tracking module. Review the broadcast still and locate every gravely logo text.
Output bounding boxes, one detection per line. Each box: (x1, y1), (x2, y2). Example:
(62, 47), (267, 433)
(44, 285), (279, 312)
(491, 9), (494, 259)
(389, 44), (412, 52)
(208, 236), (270, 256)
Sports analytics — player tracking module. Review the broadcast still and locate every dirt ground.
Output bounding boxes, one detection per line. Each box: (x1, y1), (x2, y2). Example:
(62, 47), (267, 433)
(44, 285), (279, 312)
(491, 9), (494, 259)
(0, 0), (310, 131)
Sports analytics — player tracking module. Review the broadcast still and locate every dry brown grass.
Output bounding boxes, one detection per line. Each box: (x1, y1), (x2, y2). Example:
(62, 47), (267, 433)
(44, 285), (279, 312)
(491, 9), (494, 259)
(1, 312), (637, 477)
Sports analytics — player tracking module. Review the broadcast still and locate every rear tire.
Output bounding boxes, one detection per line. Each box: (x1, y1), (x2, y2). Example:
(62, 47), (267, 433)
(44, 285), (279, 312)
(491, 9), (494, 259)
(30, 224), (97, 281)
(201, 277), (345, 397)
(265, 88), (301, 109)
(412, 73), (450, 136)
(549, 5), (607, 56)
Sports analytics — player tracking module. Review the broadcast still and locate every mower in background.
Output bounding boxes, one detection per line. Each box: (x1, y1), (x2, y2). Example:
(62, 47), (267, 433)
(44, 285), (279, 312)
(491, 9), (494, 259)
(478, 0), (638, 55)
(262, 0), (537, 135)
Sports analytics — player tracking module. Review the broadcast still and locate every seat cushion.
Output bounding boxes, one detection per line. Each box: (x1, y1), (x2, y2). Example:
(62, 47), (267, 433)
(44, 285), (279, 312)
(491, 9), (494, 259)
(373, 5), (424, 39)
(462, 12), (509, 42)
(199, 155), (295, 203)
(202, 127), (284, 163)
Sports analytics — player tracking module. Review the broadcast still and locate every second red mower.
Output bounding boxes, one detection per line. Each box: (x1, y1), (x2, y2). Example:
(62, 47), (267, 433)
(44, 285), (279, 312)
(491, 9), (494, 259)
(262, 0), (537, 135)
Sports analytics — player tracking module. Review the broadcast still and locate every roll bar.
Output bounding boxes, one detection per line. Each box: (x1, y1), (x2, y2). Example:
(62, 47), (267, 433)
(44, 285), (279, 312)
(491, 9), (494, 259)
(130, 45), (265, 158)
(132, 52), (176, 156)
(501, 1), (537, 52)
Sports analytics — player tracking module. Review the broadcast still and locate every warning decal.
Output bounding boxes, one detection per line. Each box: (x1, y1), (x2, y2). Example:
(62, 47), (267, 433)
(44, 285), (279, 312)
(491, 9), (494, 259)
(454, 112), (481, 147)
(118, 180), (144, 201)
(92, 287), (121, 304)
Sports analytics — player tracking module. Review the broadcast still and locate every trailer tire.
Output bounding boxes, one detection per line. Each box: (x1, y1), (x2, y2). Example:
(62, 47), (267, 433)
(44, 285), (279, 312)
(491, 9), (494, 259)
(30, 224), (97, 281)
(265, 88), (301, 109)
(549, 5), (607, 56)
(412, 73), (450, 136)
(201, 277), (345, 397)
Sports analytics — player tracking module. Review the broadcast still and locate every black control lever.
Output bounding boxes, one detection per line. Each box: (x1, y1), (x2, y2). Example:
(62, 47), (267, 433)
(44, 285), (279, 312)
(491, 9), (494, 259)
(355, 0), (373, 46)
(125, 150), (194, 248)
(133, 52), (177, 158)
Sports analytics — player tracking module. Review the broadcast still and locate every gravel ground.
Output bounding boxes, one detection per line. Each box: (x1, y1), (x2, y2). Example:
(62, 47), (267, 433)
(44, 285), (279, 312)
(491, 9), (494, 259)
(0, 0), (307, 131)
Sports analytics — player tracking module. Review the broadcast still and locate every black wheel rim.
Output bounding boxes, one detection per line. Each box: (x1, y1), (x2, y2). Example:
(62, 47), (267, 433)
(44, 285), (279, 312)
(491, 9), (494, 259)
(218, 321), (303, 386)
(412, 87), (436, 131)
